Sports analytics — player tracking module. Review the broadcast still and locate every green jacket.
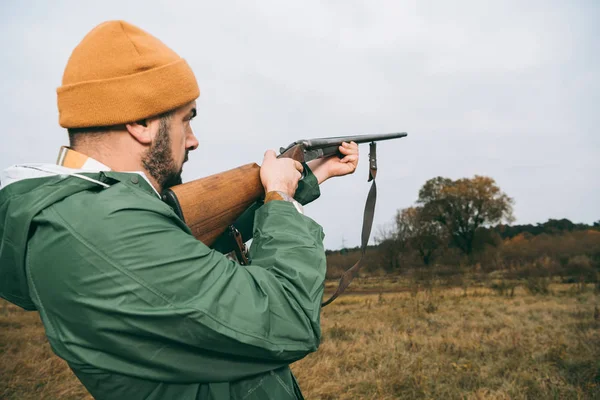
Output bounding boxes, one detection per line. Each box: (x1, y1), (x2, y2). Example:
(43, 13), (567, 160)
(0, 164), (326, 399)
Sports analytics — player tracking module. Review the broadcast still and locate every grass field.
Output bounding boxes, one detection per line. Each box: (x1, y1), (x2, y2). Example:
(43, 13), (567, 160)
(1, 279), (599, 399)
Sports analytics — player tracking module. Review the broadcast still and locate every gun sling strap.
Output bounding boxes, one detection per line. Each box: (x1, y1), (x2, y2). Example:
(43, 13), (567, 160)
(320, 142), (378, 306)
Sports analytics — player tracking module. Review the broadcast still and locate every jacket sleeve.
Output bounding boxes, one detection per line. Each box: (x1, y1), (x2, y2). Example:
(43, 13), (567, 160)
(211, 162), (320, 254)
(26, 188), (326, 384)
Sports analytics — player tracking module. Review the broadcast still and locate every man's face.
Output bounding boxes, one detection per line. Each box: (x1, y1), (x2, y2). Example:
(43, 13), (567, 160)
(142, 101), (198, 190)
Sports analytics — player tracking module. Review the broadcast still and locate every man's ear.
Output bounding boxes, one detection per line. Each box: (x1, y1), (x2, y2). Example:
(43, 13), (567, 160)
(125, 120), (154, 145)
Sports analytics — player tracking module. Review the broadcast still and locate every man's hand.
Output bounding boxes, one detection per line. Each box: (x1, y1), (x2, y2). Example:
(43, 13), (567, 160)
(260, 150), (304, 196)
(308, 141), (359, 184)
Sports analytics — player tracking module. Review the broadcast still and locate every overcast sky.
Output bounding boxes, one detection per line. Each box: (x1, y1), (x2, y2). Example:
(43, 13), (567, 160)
(1, 0), (598, 249)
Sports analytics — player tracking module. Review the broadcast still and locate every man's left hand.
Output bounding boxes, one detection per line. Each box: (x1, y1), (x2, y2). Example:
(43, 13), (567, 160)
(308, 141), (359, 184)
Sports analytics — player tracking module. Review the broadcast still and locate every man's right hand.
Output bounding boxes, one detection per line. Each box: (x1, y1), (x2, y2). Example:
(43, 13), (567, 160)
(260, 150), (303, 197)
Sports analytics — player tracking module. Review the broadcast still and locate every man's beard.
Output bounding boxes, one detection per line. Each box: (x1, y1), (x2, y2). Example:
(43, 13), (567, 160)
(142, 117), (186, 191)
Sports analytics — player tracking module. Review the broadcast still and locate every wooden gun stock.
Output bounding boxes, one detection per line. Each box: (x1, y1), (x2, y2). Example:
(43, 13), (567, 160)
(162, 163), (264, 246)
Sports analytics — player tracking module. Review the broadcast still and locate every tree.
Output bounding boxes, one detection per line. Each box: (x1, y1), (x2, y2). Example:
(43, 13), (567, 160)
(396, 206), (446, 266)
(374, 222), (402, 271)
(540, 218), (575, 233)
(417, 175), (514, 256)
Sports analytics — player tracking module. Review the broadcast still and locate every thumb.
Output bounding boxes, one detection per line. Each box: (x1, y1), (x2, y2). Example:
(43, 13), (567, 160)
(263, 149), (277, 161)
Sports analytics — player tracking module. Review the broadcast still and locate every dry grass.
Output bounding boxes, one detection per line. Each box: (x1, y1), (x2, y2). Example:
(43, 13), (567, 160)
(293, 283), (600, 399)
(1, 281), (599, 399)
(0, 301), (92, 400)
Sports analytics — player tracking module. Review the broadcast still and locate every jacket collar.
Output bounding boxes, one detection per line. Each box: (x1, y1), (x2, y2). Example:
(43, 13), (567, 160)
(57, 146), (110, 171)
(56, 147), (160, 197)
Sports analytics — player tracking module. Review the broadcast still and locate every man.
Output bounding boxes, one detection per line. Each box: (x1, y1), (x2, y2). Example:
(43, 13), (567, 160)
(0, 20), (358, 399)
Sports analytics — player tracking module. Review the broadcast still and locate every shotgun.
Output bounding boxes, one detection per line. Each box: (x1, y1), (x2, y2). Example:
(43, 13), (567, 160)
(162, 132), (406, 246)
(162, 132), (408, 305)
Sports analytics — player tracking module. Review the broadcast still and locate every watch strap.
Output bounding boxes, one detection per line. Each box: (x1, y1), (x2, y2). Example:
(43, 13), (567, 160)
(264, 191), (304, 214)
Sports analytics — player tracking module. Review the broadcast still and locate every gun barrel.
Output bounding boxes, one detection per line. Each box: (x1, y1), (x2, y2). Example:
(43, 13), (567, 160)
(303, 132), (407, 150)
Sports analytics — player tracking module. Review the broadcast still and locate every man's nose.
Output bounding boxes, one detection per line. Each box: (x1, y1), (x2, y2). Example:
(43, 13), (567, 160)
(187, 132), (199, 151)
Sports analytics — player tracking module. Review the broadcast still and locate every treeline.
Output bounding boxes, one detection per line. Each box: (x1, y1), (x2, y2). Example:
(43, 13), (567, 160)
(325, 175), (600, 286)
(491, 218), (600, 239)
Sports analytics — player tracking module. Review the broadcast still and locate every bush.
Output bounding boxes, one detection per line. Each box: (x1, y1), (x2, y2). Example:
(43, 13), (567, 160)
(525, 276), (550, 295)
(565, 255), (596, 283)
(490, 280), (516, 297)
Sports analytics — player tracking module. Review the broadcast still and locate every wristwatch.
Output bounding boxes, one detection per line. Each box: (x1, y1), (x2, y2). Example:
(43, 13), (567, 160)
(264, 191), (304, 215)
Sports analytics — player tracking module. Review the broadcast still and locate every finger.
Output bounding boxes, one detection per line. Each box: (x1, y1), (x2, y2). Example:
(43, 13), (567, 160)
(338, 144), (353, 155)
(293, 160), (304, 173)
(340, 142), (358, 155)
(340, 154), (359, 164)
(263, 149), (277, 160)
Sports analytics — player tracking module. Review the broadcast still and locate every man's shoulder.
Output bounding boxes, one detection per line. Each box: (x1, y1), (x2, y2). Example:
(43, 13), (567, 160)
(58, 175), (175, 216)
(42, 174), (187, 237)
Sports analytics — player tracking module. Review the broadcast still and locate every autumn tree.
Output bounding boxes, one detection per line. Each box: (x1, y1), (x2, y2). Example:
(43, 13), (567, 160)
(374, 222), (402, 271)
(417, 176), (514, 256)
(396, 206), (447, 266)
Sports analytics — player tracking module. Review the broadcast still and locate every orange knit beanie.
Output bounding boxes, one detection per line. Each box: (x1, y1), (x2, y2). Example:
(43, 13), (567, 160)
(57, 20), (199, 128)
